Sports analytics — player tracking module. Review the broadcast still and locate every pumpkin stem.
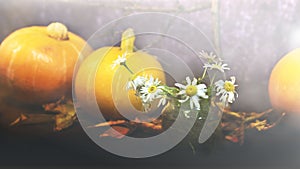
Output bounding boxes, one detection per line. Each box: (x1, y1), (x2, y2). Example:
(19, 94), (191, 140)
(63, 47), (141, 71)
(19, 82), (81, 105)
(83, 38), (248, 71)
(121, 28), (135, 53)
(47, 22), (69, 40)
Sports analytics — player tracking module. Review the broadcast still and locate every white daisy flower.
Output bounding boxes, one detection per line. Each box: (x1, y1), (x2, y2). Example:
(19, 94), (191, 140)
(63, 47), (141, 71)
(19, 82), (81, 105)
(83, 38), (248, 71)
(199, 50), (221, 63)
(111, 52), (127, 69)
(126, 75), (147, 90)
(175, 77), (208, 110)
(199, 50), (223, 63)
(140, 76), (163, 103)
(215, 76), (238, 106)
(203, 62), (230, 72)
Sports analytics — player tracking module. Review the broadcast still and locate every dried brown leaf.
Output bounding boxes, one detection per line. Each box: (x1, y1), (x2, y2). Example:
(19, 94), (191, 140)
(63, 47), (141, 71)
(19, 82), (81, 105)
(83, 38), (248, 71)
(55, 112), (76, 131)
(10, 113), (55, 126)
(88, 120), (126, 128)
(100, 126), (131, 139)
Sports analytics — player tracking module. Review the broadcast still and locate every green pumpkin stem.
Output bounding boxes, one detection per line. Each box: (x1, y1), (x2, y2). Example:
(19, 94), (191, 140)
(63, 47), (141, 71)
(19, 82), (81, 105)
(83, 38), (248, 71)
(121, 28), (135, 53)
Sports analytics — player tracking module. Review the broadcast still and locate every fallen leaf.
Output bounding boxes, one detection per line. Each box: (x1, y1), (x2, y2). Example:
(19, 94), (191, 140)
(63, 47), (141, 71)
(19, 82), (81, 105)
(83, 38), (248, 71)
(10, 114), (28, 126)
(88, 120), (126, 128)
(10, 113), (55, 126)
(225, 135), (239, 143)
(250, 120), (267, 131)
(55, 112), (76, 131)
(100, 126), (131, 139)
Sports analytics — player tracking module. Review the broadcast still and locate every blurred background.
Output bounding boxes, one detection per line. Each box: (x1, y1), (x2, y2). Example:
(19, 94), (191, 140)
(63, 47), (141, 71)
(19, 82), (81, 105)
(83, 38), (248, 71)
(1, 0), (300, 168)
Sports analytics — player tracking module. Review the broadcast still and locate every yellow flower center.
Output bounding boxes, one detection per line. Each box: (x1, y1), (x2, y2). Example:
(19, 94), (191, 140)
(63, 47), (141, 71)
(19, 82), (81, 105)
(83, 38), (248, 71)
(224, 82), (235, 92)
(148, 85), (157, 93)
(186, 85), (197, 96)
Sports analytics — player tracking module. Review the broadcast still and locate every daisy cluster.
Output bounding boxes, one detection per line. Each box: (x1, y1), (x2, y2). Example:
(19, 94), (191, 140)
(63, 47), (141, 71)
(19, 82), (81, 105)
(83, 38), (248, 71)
(112, 51), (238, 113)
(126, 75), (167, 111)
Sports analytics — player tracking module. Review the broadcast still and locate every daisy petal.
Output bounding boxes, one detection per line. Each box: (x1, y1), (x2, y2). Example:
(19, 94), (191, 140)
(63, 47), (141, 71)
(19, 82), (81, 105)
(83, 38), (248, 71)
(192, 78), (197, 86)
(230, 76), (236, 84)
(186, 77), (191, 85)
(179, 96), (189, 103)
(178, 90), (186, 95)
(175, 83), (187, 89)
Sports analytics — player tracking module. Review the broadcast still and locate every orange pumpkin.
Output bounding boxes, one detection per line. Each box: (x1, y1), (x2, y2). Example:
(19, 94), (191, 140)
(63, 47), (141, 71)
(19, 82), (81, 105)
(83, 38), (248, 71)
(75, 29), (166, 120)
(269, 48), (300, 113)
(0, 22), (93, 104)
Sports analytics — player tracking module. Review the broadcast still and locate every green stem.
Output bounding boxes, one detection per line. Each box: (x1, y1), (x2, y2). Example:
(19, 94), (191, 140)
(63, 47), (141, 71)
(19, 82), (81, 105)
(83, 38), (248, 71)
(161, 86), (179, 98)
(121, 28), (135, 53)
(210, 73), (216, 86)
(121, 62), (134, 74)
(199, 67), (208, 81)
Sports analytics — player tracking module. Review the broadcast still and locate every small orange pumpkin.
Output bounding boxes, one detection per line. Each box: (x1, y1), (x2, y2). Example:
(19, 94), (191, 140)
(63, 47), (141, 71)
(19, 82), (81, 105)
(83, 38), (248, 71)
(0, 22), (93, 104)
(269, 48), (300, 113)
(75, 29), (166, 120)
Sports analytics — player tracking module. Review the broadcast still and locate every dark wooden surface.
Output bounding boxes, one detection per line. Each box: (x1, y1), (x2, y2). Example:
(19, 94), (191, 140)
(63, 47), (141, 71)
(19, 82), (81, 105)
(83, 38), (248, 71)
(1, 86), (300, 169)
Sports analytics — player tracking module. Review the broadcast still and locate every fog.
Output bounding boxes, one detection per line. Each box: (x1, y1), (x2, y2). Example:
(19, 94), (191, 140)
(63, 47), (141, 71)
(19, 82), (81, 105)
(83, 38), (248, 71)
(1, 0), (300, 168)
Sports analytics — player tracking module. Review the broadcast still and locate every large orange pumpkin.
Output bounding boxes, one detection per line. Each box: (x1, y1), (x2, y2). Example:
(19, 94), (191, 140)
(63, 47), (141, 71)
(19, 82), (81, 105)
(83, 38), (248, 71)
(269, 48), (300, 113)
(0, 22), (93, 104)
(75, 29), (166, 120)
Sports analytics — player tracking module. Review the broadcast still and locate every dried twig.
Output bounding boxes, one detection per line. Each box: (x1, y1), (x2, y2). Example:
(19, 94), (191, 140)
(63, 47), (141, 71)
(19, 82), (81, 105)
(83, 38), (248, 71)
(222, 107), (286, 144)
(88, 118), (163, 138)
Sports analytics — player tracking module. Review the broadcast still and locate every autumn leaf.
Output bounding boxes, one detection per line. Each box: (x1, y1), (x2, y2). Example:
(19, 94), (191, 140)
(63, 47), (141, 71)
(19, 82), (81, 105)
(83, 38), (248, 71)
(100, 126), (131, 139)
(10, 113), (55, 126)
(250, 120), (267, 131)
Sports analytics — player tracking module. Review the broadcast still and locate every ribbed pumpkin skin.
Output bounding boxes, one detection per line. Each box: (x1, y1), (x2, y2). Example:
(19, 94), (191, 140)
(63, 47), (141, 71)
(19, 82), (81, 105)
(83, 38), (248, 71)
(0, 25), (93, 104)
